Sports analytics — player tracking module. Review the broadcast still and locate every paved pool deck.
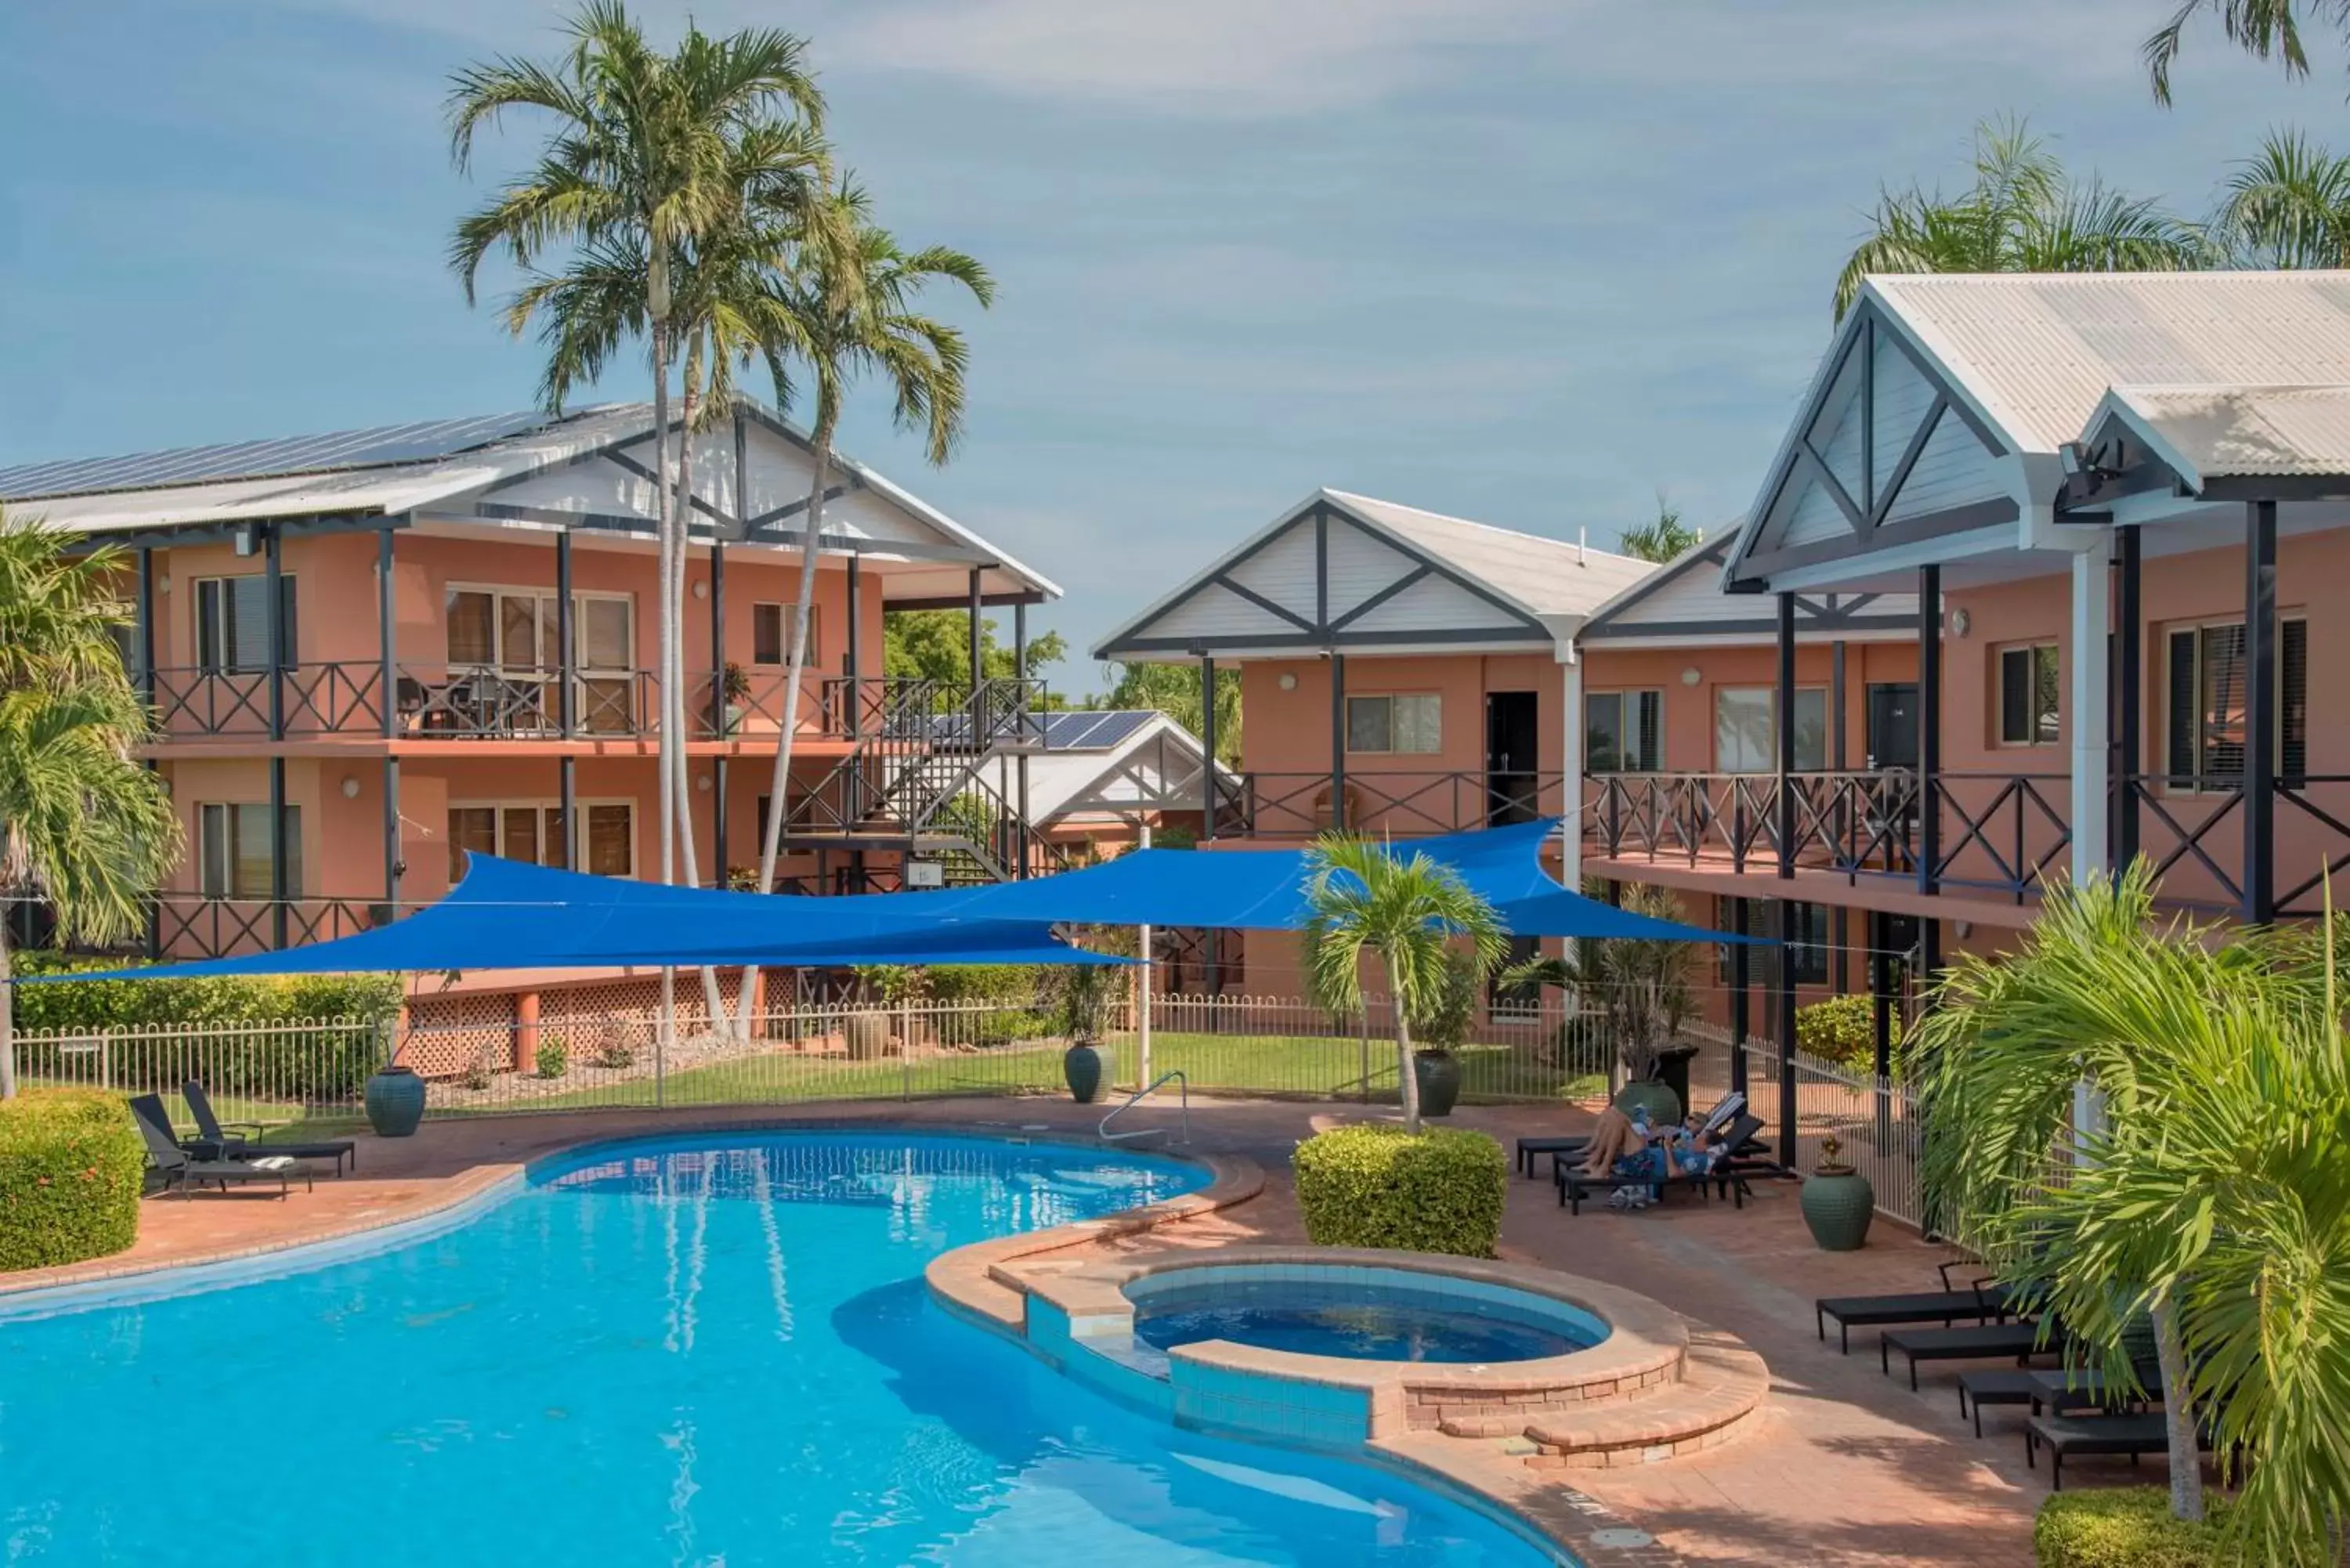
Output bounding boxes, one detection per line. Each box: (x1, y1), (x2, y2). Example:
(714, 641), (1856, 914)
(2, 1097), (2043, 1566)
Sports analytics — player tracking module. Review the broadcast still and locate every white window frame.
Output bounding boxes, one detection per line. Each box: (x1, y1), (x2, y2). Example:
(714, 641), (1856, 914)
(446, 797), (636, 878)
(1712, 686), (1828, 773)
(1344, 692), (1442, 755)
(1994, 641), (2061, 748)
(1585, 688), (1664, 773)
(2160, 613), (2308, 793)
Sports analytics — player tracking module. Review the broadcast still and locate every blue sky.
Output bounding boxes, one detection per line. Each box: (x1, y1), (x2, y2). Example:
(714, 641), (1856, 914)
(0, 1), (2319, 691)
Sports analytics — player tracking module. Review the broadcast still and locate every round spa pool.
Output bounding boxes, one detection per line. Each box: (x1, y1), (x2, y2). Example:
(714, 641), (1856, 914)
(1131, 1270), (1607, 1364)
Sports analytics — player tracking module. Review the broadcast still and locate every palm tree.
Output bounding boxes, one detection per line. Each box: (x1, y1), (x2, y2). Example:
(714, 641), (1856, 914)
(2145, 0), (2350, 103)
(1498, 881), (1697, 1090)
(734, 185), (991, 1026)
(0, 513), (179, 1100)
(1914, 865), (2350, 1559)
(1301, 836), (1506, 1133)
(2217, 128), (2350, 266)
(1618, 498), (1702, 565)
(1834, 118), (2211, 321)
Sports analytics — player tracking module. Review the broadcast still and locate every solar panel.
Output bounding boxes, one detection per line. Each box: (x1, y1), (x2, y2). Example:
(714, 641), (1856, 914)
(0, 410), (570, 501)
(1038, 710), (1155, 750)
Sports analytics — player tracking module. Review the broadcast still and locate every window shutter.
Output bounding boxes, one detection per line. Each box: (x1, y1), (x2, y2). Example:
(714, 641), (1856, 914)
(226, 577), (271, 674)
(2165, 630), (2196, 784)
(2283, 619), (2308, 782)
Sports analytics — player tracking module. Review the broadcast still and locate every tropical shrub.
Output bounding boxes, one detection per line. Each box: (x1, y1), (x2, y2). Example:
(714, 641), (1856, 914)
(0, 1089), (143, 1271)
(594, 1040), (634, 1070)
(2035, 1489), (2226, 1567)
(534, 1039), (568, 1079)
(1795, 994), (1877, 1070)
(1292, 1125), (1506, 1257)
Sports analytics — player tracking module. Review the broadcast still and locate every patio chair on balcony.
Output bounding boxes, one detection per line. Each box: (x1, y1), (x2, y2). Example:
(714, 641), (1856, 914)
(128, 1095), (316, 1198)
(183, 1080), (356, 1175)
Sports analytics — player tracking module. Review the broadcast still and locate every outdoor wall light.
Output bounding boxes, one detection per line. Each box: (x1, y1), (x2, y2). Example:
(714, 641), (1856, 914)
(1278, 672), (1298, 691)
(696, 774), (712, 793)
(1680, 667), (1701, 686)
(692, 580), (710, 601)
(340, 776), (361, 799)
(1950, 608), (1972, 638)
(158, 575), (172, 594)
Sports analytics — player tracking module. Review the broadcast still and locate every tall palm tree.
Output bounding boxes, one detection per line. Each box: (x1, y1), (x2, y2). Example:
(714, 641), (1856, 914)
(1834, 118), (2211, 321)
(735, 186), (991, 1026)
(2217, 128), (2350, 266)
(1618, 498), (1701, 565)
(447, 2), (822, 1031)
(1301, 836), (1506, 1134)
(1914, 865), (2350, 1559)
(2145, 0), (2350, 103)
(0, 513), (179, 1100)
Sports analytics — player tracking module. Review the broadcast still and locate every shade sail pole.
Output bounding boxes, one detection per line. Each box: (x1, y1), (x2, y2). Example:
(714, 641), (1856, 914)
(1137, 822), (1154, 1091)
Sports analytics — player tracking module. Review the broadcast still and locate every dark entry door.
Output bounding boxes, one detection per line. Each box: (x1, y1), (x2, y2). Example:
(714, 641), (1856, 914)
(1866, 683), (1919, 770)
(1485, 691), (1540, 826)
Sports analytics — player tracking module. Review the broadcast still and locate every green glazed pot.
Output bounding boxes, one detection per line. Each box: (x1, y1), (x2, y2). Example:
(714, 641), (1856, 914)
(1801, 1168), (1876, 1251)
(1063, 1043), (1103, 1104)
(1413, 1049), (1462, 1118)
(364, 1065), (427, 1138)
(1613, 1078), (1682, 1126)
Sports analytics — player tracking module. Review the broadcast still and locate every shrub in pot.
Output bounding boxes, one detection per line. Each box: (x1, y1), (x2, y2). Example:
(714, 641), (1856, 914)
(844, 1012), (892, 1061)
(0, 1089), (143, 1272)
(1407, 951), (1478, 1117)
(1057, 962), (1118, 1104)
(1292, 1125), (1506, 1257)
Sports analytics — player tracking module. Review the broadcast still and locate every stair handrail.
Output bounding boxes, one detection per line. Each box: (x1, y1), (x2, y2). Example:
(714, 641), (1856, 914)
(1099, 1069), (1190, 1145)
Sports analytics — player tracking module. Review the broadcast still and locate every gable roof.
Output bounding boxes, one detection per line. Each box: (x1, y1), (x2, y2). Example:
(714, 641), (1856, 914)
(1020, 709), (1228, 824)
(2089, 383), (2350, 486)
(1094, 487), (1656, 660)
(1, 402), (1058, 602)
(1578, 531), (1920, 645)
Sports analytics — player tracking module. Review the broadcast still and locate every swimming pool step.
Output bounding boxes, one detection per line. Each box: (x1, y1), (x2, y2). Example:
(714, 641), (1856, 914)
(1516, 1334), (1770, 1469)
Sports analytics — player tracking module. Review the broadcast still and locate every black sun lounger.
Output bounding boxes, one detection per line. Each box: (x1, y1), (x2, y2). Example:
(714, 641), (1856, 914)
(1815, 1285), (2016, 1354)
(129, 1095), (315, 1198)
(183, 1080), (356, 1175)
(1881, 1319), (2063, 1389)
(1516, 1092), (1748, 1177)
(2026, 1413), (2207, 1490)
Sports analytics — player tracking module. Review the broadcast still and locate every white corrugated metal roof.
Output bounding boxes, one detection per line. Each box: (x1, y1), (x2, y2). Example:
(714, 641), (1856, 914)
(2100, 383), (2350, 482)
(1322, 490), (1658, 619)
(1867, 271), (2350, 456)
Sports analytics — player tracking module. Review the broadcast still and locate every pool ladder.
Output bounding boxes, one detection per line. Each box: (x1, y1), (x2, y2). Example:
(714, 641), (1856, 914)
(1100, 1071), (1190, 1146)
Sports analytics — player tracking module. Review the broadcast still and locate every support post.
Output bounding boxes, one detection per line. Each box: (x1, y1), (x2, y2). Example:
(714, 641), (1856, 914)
(555, 530), (575, 738)
(1831, 638), (1847, 993)
(1729, 898), (1750, 1101)
(2116, 526), (2142, 870)
(1199, 656), (1219, 827)
(2243, 500), (2278, 925)
(1777, 900), (1799, 1167)
(264, 524), (284, 742)
(1329, 653), (1347, 830)
(1014, 601), (1030, 878)
(967, 567), (984, 692)
(1774, 593), (1799, 1165)
(1871, 912), (1893, 1151)
(135, 547), (155, 710)
(2070, 537), (2113, 883)
(713, 755), (728, 881)
(1775, 593), (1796, 874)
(378, 528), (398, 740)
(709, 537), (726, 736)
(559, 755), (577, 870)
(845, 555), (862, 739)
(1560, 652), (1584, 893)
(382, 755), (401, 914)
(269, 755), (287, 950)
(1918, 565), (1942, 897)
(1137, 822), (1154, 1091)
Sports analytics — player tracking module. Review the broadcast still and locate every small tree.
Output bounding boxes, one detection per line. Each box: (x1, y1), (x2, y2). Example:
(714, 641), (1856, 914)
(1499, 881), (1696, 1086)
(1302, 836), (1505, 1134)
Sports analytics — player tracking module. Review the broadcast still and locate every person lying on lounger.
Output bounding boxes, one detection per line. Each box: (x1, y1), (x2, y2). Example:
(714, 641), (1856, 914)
(1575, 1107), (1727, 1181)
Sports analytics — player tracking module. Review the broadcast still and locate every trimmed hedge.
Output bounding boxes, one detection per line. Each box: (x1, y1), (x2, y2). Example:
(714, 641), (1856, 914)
(1796, 993), (1878, 1071)
(2035, 1490), (2228, 1567)
(1292, 1124), (1506, 1257)
(0, 1089), (144, 1273)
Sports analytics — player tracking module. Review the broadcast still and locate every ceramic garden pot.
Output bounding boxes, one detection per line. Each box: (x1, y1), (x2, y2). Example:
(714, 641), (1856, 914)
(1063, 1043), (1104, 1104)
(1412, 1049), (1462, 1118)
(1612, 1077), (1682, 1126)
(1801, 1165), (1876, 1251)
(363, 1065), (427, 1138)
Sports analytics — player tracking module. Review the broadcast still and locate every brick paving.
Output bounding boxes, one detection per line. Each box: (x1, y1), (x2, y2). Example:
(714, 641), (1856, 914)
(5, 1095), (2044, 1566)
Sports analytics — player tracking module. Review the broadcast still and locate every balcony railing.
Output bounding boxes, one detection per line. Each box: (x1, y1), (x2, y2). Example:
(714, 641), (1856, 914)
(1206, 771), (1571, 839)
(146, 667), (1046, 746)
(147, 895), (390, 959)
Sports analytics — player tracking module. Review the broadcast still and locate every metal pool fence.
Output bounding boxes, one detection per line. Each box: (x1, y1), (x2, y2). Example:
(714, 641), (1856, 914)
(1726, 1038), (1926, 1230)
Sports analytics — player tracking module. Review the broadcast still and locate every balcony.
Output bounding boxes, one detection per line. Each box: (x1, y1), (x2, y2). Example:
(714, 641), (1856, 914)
(1207, 771), (1572, 839)
(145, 667), (1047, 746)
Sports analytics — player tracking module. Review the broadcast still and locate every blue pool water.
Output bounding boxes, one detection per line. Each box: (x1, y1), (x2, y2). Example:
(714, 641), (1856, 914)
(0, 1132), (1558, 1566)
(1134, 1281), (1598, 1364)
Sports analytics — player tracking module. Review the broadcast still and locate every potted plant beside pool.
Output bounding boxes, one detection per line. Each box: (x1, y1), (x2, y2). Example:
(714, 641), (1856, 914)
(1407, 952), (1480, 1118)
(1058, 962), (1116, 1104)
(1800, 1134), (1875, 1250)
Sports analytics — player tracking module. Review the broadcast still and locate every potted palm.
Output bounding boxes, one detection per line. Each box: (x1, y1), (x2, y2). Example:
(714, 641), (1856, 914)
(1407, 950), (1480, 1118)
(1058, 962), (1117, 1103)
(1303, 836), (1505, 1133)
(1499, 882), (1697, 1122)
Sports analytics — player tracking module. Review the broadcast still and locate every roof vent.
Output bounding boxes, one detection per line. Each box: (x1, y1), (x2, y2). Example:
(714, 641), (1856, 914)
(1577, 526), (1587, 566)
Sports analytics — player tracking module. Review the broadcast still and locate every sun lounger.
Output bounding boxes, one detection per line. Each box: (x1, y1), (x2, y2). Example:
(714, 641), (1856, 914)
(183, 1080), (355, 1175)
(1555, 1112), (1767, 1214)
(1815, 1284), (2018, 1354)
(129, 1095), (314, 1198)
(1515, 1091), (1746, 1177)
(2026, 1412), (2205, 1490)
(1881, 1319), (2063, 1390)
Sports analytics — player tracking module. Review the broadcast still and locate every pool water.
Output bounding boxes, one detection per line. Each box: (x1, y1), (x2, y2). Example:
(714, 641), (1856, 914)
(0, 1132), (1557, 1566)
(1134, 1281), (1597, 1364)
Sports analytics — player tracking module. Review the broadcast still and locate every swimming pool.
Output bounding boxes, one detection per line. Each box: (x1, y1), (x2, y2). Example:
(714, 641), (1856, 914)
(0, 1131), (1560, 1566)
(1133, 1277), (1601, 1364)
